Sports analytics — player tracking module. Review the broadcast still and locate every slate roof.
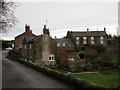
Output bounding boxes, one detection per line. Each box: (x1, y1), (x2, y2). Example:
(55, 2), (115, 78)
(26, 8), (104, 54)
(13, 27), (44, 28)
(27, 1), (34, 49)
(107, 38), (115, 41)
(54, 38), (73, 43)
(24, 35), (35, 43)
(68, 31), (107, 37)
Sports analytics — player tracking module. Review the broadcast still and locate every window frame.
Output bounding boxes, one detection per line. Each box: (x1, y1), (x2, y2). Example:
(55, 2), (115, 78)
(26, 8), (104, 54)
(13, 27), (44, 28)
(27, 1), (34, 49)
(63, 43), (65, 47)
(100, 36), (104, 40)
(100, 40), (104, 44)
(83, 37), (87, 40)
(57, 43), (60, 47)
(91, 40), (94, 44)
(49, 54), (55, 61)
(76, 37), (79, 40)
(83, 40), (87, 44)
(76, 41), (79, 45)
(24, 44), (27, 49)
(91, 37), (94, 40)
(29, 44), (32, 49)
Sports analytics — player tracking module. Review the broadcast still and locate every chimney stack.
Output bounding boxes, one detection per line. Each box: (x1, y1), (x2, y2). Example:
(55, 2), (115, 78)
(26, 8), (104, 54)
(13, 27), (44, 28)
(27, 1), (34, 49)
(25, 24), (30, 32)
(87, 28), (89, 33)
(43, 25), (50, 36)
(104, 27), (106, 31)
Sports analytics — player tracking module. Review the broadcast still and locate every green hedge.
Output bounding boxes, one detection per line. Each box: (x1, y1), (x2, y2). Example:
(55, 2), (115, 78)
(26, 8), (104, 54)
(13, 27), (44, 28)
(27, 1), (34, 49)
(8, 56), (105, 88)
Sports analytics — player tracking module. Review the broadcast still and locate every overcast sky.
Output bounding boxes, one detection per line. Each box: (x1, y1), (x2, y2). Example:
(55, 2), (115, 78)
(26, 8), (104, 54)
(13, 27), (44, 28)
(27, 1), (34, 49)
(1, 0), (119, 40)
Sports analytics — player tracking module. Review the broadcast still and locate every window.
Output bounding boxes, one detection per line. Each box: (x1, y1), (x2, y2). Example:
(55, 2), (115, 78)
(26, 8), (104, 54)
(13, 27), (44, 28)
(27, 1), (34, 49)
(91, 41), (94, 44)
(57, 43), (60, 47)
(24, 45), (26, 49)
(100, 36), (104, 40)
(91, 37), (94, 40)
(76, 41), (79, 44)
(49, 55), (54, 61)
(76, 37), (79, 40)
(12, 44), (14, 48)
(83, 37), (87, 40)
(29, 44), (32, 49)
(100, 41), (104, 44)
(83, 41), (87, 44)
(49, 57), (51, 60)
(63, 43), (65, 47)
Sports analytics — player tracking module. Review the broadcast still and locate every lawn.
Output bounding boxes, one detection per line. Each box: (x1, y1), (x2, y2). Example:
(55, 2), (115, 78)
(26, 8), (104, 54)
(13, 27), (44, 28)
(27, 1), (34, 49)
(71, 69), (119, 88)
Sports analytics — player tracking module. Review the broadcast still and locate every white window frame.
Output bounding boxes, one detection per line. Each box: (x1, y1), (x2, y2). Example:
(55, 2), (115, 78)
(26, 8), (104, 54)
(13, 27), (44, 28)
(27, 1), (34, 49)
(91, 41), (94, 44)
(76, 41), (79, 45)
(63, 43), (65, 47)
(24, 44), (26, 49)
(57, 43), (60, 47)
(29, 44), (32, 49)
(100, 40), (104, 44)
(100, 36), (104, 40)
(12, 44), (14, 48)
(49, 55), (55, 61)
(76, 37), (79, 40)
(91, 37), (94, 40)
(83, 40), (87, 44)
(83, 37), (87, 40)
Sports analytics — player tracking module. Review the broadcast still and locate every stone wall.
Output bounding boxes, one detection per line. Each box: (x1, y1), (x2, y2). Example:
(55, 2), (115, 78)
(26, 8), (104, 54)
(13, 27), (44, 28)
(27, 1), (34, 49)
(15, 36), (24, 51)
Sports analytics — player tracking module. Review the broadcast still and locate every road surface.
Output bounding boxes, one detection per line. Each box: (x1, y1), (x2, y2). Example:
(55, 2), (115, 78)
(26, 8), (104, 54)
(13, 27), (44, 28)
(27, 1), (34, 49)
(2, 51), (70, 88)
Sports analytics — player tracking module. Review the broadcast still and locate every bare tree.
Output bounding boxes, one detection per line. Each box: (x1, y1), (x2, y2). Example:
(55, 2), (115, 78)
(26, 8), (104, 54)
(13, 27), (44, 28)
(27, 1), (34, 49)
(0, 0), (17, 33)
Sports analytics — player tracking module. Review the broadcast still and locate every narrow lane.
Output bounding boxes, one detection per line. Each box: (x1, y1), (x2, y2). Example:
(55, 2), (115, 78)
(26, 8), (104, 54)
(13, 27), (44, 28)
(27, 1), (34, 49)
(2, 51), (70, 88)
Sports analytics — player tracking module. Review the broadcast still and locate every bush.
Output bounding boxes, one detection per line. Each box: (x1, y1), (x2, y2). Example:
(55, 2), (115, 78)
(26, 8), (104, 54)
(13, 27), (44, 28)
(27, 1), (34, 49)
(8, 50), (21, 59)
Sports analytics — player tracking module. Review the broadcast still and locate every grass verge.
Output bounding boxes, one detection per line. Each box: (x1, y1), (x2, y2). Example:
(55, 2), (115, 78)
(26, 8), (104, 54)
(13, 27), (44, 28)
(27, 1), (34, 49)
(71, 69), (119, 88)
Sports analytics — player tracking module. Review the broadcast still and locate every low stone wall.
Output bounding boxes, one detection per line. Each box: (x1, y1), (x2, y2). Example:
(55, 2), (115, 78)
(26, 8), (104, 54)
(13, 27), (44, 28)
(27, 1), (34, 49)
(8, 56), (105, 89)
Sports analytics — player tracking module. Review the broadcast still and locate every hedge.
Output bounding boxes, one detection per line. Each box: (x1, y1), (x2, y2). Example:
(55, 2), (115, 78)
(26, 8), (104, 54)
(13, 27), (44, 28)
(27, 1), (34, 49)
(7, 55), (106, 89)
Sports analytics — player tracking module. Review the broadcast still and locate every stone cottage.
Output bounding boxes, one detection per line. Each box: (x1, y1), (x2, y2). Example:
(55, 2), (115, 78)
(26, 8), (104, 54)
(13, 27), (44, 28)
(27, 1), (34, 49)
(14, 24), (36, 52)
(22, 25), (57, 67)
(14, 24), (107, 68)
